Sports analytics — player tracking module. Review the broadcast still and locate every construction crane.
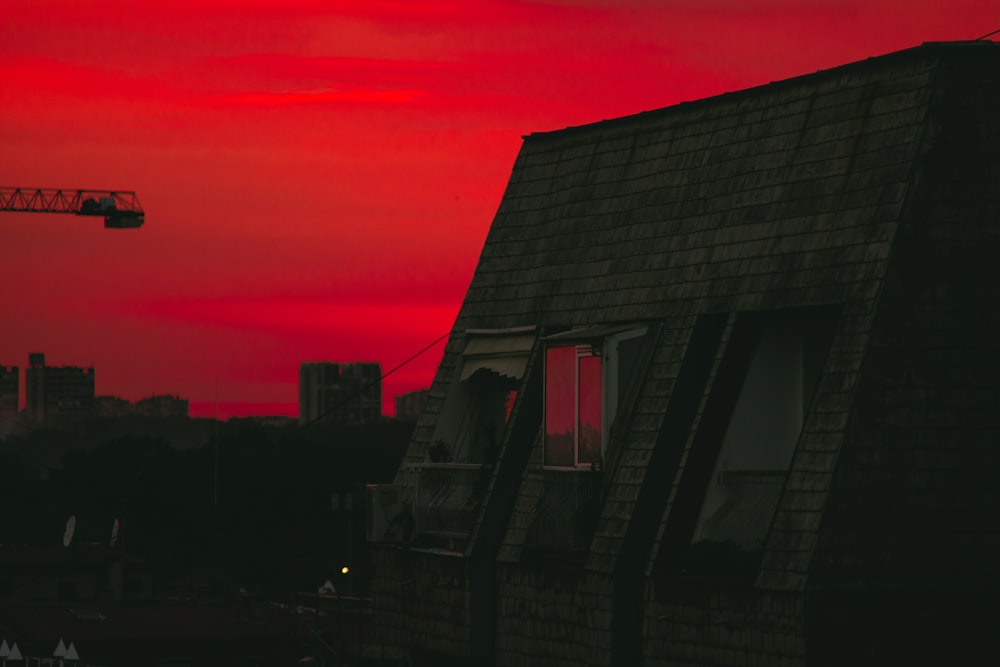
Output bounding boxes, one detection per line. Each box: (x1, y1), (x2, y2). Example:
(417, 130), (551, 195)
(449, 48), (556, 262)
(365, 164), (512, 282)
(0, 187), (144, 228)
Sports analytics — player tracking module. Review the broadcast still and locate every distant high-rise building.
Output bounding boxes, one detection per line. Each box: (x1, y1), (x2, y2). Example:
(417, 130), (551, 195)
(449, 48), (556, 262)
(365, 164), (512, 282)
(299, 362), (382, 425)
(134, 394), (189, 418)
(0, 365), (18, 436)
(25, 353), (95, 425)
(394, 388), (429, 422)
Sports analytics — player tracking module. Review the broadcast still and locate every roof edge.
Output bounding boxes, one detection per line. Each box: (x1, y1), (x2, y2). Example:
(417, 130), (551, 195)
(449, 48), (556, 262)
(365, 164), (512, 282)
(524, 40), (1000, 142)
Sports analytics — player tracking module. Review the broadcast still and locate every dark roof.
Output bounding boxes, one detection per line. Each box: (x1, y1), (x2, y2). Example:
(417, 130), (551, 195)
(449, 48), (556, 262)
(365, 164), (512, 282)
(404, 40), (1000, 584)
(460, 42), (995, 330)
(379, 42), (1000, 662)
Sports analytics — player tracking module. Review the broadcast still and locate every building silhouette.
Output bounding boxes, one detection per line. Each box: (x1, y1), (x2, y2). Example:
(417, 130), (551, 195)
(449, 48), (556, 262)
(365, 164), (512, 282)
(394, 388), (429, 422)
(24, 353), (95, 425)
(369, 42), (1000, 666)
(134, 394), (189, 418)
(94, 395), (133, 417)
(299, 362), (382, 425)
(93, 394), (190, 418)
(0, 365), (17, 436)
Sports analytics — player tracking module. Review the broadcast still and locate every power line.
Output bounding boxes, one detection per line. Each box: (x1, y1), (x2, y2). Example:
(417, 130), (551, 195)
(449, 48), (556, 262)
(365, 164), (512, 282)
(975, 27), (1000, 40)
(206, 331), (450, 519)
(296, 331), (450, 434)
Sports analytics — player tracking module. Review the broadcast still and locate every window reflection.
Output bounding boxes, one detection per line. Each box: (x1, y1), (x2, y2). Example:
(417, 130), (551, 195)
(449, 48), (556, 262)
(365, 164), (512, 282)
(578, 354), (602, 464)
(544, 344), (603, 467)
(544, 345), (576, 467)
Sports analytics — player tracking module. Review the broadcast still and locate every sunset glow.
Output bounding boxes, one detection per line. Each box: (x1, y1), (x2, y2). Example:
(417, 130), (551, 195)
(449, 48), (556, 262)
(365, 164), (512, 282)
(2, 1), (996, 418)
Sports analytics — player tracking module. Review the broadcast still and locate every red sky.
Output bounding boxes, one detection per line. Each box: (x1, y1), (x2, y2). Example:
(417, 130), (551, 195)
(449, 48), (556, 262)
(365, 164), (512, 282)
(2, 1), (996, 419)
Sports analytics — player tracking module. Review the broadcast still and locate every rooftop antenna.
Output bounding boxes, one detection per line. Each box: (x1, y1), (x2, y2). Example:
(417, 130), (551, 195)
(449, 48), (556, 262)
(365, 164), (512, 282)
(63, 515), (76, 548)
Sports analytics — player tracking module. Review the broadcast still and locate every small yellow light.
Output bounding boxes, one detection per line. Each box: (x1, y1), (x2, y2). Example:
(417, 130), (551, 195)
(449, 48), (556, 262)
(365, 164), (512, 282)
(341, 566), (350, 575)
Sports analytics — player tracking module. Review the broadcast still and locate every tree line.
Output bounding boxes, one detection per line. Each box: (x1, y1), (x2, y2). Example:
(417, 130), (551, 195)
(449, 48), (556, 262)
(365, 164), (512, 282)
(0, 418), (413, 596)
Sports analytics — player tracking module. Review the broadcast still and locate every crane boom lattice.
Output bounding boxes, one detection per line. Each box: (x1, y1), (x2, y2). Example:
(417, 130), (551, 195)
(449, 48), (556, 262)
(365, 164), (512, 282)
(0, 187), (144, 228)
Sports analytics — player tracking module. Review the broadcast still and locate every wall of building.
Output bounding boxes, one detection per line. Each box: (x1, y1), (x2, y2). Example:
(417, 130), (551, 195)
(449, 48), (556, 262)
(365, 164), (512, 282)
(494, 566), (612, 667)
(372, 548), (474, 658)
(644, 588), (805, 667)
(25, 355), (95, 424)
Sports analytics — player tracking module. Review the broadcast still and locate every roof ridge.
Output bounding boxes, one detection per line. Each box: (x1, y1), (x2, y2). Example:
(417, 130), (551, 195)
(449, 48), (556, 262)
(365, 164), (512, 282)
(525, 40), (999, 141)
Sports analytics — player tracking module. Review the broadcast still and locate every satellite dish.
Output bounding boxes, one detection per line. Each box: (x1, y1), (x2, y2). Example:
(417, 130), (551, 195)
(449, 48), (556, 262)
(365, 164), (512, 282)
(110, 518), (120, 548)
(63, 515), (77, 548)
(65, 642), (80, 661)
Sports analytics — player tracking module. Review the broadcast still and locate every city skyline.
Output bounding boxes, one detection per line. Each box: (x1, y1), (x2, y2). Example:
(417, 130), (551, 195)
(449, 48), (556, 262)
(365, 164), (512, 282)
(1, 352), (410, 419)
(2, 1), (995, 419)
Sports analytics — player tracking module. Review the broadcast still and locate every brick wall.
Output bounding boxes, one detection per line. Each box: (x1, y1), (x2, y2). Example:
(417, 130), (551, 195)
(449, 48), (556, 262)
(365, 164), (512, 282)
(644, 586), (805, 667)
(494, 565), (612, 667)
(373, 547), (473, 657)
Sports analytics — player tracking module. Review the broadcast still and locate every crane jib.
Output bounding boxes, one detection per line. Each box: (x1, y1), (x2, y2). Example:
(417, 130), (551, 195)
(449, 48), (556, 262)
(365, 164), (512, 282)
(0, 187), (144, 228)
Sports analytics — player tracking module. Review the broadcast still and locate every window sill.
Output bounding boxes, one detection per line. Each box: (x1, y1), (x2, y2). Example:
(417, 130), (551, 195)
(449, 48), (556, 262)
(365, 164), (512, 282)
(405, 545), (465, 558)
(541, 464), (602, 472)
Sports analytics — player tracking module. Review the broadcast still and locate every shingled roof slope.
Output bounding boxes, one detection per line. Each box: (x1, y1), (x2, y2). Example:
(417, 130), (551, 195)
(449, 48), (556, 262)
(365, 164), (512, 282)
(400, 41), (999, 576)
(459, 45), (963, 329)
(484, 44), (952, 570)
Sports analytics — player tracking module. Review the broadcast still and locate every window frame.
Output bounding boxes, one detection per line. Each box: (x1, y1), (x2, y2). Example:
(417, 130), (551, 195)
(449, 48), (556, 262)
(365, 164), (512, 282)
(543, 342), (601, 470)
(690, 310), (835, 548)
(542, 325), (648, 470)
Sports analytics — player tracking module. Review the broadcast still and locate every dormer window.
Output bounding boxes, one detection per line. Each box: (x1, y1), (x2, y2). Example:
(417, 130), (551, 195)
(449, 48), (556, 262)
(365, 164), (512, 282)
(432, 327), (535, 464)
(528, 324), (651, 552)
(406, 328), (536, 543)
(691, 310), (835, 548)
(542, 325), (648, 469)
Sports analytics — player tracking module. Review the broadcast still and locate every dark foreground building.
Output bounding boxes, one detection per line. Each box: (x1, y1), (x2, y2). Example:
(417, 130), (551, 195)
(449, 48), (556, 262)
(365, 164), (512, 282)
(370, 42), (1000, 666)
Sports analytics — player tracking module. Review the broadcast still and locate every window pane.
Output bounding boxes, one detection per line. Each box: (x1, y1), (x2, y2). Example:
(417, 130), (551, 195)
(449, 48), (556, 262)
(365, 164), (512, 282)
(545, 346), (576, 467)
(578, 353), (602, 464)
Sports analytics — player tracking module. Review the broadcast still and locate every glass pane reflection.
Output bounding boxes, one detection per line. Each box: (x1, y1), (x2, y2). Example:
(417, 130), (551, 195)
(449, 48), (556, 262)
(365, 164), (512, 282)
(578, 354), (602, 464)
(544, 345), (576, 467)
